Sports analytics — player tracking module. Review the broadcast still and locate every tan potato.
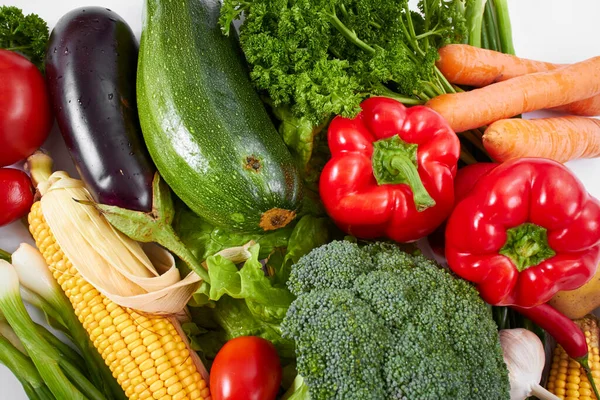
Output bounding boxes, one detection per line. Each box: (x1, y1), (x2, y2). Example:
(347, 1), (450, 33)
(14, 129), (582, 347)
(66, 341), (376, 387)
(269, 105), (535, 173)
(549, 264), (600, 319)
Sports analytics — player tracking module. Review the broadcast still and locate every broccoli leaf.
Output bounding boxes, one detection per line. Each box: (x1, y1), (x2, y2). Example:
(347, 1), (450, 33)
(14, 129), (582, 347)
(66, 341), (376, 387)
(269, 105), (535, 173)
(0, 6), (49, 72)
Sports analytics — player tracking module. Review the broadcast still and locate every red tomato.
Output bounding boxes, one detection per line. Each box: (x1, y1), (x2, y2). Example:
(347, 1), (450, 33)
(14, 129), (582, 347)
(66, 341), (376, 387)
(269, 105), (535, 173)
(210, 336), (282, 400)
(0, 50), (53, 167)
(0, 168), (34, 226)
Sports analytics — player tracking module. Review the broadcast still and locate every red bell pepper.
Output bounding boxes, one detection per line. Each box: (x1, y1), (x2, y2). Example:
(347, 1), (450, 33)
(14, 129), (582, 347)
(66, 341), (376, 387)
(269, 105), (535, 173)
(319, 97), (460, 243)
(445, 158), (600, 308)
(428, 162), (499, 256)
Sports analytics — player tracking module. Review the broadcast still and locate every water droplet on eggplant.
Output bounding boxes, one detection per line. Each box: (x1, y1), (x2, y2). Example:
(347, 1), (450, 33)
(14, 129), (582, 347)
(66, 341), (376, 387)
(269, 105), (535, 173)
(108, 93), (114, 100)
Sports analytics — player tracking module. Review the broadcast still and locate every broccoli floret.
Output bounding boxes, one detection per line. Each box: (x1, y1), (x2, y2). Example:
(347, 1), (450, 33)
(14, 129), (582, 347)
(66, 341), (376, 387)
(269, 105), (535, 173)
(287, 240), (374, 296)
(283, 241), (510, 400)
(282, 289), (389, 400)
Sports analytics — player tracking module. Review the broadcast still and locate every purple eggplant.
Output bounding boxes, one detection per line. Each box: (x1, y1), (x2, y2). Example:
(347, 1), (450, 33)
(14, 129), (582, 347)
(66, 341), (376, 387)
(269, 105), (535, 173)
(45, 7), (155, 212)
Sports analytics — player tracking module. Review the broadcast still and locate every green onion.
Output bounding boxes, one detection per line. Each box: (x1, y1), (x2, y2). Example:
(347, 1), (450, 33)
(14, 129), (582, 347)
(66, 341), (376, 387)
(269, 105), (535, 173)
(491, 0), (516, 55)
(0, 259), (105, 400)
(465, 0), (488, 48)
(0, 333), (55, 400)
(11, 244), (127, 400)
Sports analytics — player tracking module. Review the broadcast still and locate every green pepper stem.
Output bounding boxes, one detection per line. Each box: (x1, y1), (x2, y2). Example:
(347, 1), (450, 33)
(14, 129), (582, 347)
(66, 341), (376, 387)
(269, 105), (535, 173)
(372, 136), (435, 211)
(499, 223), (556, 271)
(576, 355), (600, 400)
(389, 156), (435, 211)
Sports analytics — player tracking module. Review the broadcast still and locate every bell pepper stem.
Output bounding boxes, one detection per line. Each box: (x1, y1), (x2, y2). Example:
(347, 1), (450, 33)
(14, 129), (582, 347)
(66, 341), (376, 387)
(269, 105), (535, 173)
(389, 156), (436, 211)
(372, 135), (436, 211)
(499, 223), (556, 271)
(576, 355), (600, 400)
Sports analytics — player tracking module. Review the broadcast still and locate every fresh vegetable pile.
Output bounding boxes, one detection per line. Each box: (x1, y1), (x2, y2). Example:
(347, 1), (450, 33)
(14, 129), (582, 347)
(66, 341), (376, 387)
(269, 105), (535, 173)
(2, 0), (600, 399)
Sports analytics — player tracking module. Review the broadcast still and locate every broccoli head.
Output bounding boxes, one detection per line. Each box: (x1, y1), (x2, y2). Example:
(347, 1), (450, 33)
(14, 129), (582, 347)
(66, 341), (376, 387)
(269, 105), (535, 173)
(287, 240), (373, 296)
(282, 240), (510, 400)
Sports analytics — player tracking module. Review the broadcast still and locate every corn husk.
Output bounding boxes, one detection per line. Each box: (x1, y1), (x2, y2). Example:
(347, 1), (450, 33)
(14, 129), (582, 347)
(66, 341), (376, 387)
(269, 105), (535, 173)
(38, 171), (201, 315)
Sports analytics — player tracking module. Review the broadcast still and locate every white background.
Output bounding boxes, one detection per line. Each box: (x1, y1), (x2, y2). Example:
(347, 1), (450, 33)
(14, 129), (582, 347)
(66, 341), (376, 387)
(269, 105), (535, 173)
(1, 0), (600, 398)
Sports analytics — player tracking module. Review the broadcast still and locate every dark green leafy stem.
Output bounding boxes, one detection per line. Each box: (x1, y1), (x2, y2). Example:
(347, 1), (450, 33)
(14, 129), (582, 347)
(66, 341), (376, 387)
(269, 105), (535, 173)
(491, 0), (515, 55)
(464, 0), (486, 48)
(0, 6), (49, 72)
(483, 1), (501, 52)
(0, 249), (10, 262)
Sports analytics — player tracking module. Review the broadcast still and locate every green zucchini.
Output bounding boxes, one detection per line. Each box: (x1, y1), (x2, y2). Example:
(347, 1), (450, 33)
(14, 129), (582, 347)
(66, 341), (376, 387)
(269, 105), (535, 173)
(137, 0), (302, 232)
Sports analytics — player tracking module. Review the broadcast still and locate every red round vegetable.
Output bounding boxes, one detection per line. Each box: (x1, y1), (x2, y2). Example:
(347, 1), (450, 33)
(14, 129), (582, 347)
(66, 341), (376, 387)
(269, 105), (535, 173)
(445, 158), (600, 308)
(428, 162), (498, 257)
(210, 336), (281, 400)
(319, 97), (460, 243)
(0, 50), (53, 167)
(0, 168), (34, 226)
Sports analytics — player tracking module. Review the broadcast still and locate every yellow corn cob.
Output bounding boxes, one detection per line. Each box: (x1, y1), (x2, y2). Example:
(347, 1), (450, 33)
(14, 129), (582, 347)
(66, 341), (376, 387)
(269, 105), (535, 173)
(29, 202), (211, 400)
(547, 316), (600, 400)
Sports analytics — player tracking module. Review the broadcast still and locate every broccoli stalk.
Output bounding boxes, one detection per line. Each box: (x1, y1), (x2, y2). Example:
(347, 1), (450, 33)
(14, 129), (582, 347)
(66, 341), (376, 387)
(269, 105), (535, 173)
(0, 6), (49, 72)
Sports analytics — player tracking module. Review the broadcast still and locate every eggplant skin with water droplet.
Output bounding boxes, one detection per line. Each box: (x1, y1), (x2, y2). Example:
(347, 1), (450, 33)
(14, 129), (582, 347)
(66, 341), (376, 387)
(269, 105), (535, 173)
(45, 6), (156, 212)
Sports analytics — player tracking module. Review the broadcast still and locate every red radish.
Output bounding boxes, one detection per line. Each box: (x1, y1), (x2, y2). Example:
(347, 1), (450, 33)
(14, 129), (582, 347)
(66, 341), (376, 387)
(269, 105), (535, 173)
(0, 168), (34, 226)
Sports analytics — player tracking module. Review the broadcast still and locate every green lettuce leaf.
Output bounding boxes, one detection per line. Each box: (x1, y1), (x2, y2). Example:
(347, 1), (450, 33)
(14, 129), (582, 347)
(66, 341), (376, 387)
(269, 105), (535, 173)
(282, 375), (311, 400)
(186, 296), (296, 368)
(207, 243), (295, 323)
(173, 201), (294, 263)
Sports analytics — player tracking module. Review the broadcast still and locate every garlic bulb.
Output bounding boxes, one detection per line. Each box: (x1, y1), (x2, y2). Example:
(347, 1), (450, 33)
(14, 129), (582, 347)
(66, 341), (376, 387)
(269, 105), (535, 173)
(499, 328), (559, 400)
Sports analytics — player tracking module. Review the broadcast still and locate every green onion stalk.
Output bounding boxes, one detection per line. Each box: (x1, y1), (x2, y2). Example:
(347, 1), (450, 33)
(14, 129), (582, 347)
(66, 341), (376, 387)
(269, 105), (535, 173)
(0, 330), (55, 400)
(0, 259), (106, 400)
(8, 244), (127, 400)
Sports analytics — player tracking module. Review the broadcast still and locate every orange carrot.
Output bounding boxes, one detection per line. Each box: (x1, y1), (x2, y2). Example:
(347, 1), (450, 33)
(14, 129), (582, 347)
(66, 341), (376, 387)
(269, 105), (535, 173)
(437, 44), (561, 86)
(483, 116), (600, 163)
(426, 56), (600, 133)
(437, 44), (600, 116)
